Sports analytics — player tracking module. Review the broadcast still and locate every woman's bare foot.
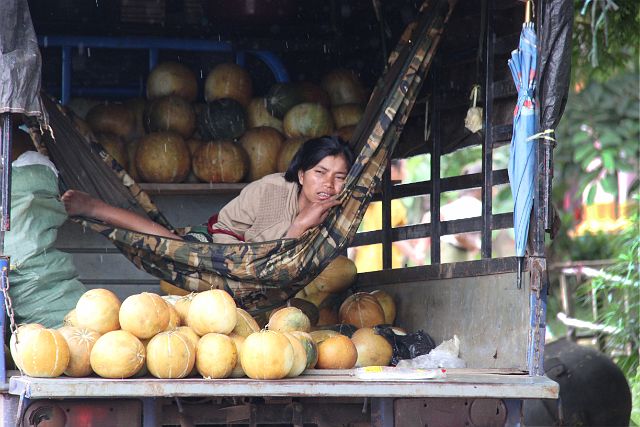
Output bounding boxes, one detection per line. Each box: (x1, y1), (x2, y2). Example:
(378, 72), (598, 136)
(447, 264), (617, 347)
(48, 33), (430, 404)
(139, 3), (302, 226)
(61, 190), (101, 218)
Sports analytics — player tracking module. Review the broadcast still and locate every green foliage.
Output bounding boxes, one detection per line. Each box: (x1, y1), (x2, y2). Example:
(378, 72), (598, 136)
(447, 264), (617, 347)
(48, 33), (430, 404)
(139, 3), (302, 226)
(551, 228), (618, 262)
(555, 69), (640, 206)
(572, 0), (640, 82)
(578, 213), (640, 420)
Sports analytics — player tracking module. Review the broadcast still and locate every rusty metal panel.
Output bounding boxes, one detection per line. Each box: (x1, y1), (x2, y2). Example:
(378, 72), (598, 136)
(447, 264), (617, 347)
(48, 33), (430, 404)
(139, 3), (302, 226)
(359, 272), (531, 369)
(9, 371), (558, 400)
(394, 398), (509, 427)
(161, 398), (370, 426)
(21, 398), (142, 427)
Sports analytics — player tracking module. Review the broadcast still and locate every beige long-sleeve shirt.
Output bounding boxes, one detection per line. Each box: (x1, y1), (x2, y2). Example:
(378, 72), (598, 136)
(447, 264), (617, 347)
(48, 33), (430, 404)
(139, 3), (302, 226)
(211, 173), (300, 243)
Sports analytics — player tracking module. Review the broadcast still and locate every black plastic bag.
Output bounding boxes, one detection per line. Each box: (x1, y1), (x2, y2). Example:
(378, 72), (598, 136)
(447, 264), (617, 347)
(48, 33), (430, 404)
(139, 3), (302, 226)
(374, 325), (436, 366)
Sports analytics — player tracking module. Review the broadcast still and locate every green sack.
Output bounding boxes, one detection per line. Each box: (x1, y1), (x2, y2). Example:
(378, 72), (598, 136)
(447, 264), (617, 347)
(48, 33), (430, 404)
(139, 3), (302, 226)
(6, 161), (86, 328)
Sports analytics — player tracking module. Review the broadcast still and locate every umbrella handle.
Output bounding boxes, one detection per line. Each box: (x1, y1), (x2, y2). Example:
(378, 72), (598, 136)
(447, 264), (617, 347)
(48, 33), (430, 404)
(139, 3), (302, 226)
(524, 0), (533, 23)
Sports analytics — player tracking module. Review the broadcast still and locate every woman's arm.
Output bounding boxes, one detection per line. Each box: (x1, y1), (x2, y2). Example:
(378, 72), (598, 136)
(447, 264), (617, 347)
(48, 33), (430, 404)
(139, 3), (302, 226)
(61, 190), (182, 240)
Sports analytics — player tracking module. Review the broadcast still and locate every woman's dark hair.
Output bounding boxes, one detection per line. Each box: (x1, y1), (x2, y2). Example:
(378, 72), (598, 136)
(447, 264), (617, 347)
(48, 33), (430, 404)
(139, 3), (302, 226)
(284, 135), (355, 183)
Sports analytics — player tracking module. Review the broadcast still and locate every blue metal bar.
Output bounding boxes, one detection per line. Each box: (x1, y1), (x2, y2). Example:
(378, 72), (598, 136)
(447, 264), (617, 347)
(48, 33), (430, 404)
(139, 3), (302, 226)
(248, 50), (290, 82)
(235, 51), (246, 67)
(0, 257), (8, 385)
(43, 86), (145, 99)
(1, 114), (11, 238)
(61, 47), (72, 105)
(142, 397), (158, 427)
(504, 398), (523, 427)
(370, 398), (394, 427)
(39, 35), (290, 104)
(148, 48), (159, 71)
(39, 35), (234, 53)
(0, 113), (12, 385)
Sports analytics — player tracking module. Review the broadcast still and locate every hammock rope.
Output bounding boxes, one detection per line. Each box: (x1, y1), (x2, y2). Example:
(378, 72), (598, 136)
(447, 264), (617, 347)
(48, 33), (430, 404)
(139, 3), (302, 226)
(35, 0), (455, 312)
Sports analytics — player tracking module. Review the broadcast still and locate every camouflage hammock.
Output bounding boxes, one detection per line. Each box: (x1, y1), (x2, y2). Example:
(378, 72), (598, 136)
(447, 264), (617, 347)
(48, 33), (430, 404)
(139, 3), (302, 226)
(33, 0), (455, 313)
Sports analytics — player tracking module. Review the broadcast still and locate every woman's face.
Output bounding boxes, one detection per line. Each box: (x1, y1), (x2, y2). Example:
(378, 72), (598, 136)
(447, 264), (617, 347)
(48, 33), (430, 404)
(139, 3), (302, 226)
(297, 154), (349, 205)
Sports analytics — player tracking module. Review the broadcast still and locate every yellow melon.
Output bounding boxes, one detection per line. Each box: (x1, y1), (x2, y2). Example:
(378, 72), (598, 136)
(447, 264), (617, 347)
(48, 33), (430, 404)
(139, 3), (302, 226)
(174, 293), (196, 326)
(90, 330), (145, 379)
(240, 330), (293, 380)
(228, 333), (246, 378)
(124, 97), (147, 141)
(290, 331), (318, 369)
(187, 289), (237, 335)
(161, 298), (180, 332)
(331, 103), (364, 129)
(58, 326), (101, 377)
(334, 125), (357, 143)
(126, 139), (140, 181)
(351, 328), (393, 367)
(119, 292), (171, 339)
(85, 102), (135, 139)
(232, 308), (261, 337)
(95, 133), (128, 169)
(204, 63), (253, 106)
(338, 292), (385, 328)
(19, 328), (70, 377)
(196, 333), (237, 379)
(316, 335), (357, 369)
(268, 307), (311, 333)
(317, 306), (339, 326)
(175, 326), (201, 376)
(308, 255), (357, 294)
(75, 288), (121, 334)
(283, 333), (307, 377)
(276, 137), (305, 172)
(283, 103), (334, 138)
(175, 326), (200, 348)
(191, 139), (249, 183)
(309, 329), (339, 345)
(239, 126), (284, 181)
(9, 323), (44, 370)
(147, 61), (198, 102)
(370, 290), (397, 325)
(247, 97), (284, 132)
(298, 289), (333, 308)
(146, 330), (196, 379)
(145, 95), (196, 139)
(136, 132), (191, 183)
(63, 309), (78, 327)
(321, 69), (367, 106)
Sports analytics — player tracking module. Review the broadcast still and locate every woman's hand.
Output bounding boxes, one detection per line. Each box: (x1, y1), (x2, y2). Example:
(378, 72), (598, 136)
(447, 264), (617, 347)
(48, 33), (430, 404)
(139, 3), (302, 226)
(285, 197), (341, 238)
(61, 190), (102, 218)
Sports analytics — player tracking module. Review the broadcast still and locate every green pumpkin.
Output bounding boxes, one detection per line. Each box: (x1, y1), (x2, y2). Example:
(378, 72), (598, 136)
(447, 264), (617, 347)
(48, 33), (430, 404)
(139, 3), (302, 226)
(265, 83), (304, 119)
(198, 98), (247, 140)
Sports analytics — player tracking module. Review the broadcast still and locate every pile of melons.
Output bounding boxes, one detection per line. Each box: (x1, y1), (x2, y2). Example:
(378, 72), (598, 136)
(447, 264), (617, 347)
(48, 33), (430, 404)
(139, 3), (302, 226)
(68, 61), (368, 185)
(9, 283), (399, 380)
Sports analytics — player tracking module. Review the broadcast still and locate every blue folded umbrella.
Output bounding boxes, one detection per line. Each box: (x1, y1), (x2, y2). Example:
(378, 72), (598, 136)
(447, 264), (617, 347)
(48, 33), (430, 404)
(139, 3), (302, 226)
(508, 22), (538, 287)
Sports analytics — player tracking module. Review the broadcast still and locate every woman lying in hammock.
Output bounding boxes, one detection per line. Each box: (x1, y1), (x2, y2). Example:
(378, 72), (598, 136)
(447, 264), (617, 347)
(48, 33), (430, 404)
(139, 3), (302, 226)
(61, 135), (355, 246)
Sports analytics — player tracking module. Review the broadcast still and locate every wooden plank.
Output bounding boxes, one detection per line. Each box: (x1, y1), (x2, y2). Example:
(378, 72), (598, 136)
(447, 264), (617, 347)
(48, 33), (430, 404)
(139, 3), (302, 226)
(8, 371), (558, 400)
(138, 183), (246, 195)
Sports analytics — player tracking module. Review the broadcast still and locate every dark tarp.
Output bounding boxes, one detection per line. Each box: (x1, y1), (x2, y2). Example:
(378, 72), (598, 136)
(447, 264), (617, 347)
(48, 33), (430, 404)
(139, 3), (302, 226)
(0, 0), (48, 125)
(537, 0), (573, 133)
(536, 0), (573, 230)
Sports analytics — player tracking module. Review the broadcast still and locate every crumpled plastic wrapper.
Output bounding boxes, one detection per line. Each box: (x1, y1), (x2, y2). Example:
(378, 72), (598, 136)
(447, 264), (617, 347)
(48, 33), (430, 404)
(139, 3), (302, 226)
(396, 335), (467, 369)
(464, 106), (483, 133)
